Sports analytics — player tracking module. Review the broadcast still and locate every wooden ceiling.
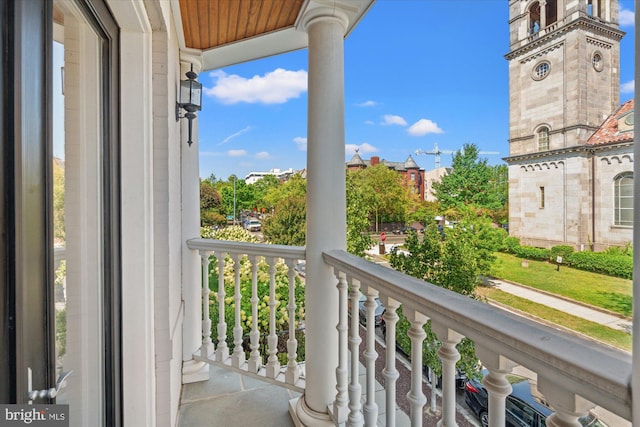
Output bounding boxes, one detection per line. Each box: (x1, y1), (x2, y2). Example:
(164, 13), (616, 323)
(179, 0), (306, 51)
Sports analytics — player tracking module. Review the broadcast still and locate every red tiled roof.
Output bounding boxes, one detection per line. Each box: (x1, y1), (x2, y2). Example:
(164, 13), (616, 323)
(586, 99), (634, 146)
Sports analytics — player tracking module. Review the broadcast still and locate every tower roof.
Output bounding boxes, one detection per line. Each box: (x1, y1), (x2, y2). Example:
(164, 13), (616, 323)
(346, 152), (366, 167)
(587, 99), (635, 146)
(404, 155), (420, 169)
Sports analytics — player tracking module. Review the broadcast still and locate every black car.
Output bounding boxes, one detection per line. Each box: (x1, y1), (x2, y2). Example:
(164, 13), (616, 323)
(357, 294), (384, 327)
(379, 312), (468, 390)
(464, 373), (609, 427)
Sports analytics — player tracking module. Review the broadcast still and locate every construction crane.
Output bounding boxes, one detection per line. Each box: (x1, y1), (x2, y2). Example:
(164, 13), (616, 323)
(415, 143), (499, 169)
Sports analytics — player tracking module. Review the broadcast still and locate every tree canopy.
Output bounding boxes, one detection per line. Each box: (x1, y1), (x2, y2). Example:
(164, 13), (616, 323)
(349, 164), (408, 231)
(432, 143), (506, 217)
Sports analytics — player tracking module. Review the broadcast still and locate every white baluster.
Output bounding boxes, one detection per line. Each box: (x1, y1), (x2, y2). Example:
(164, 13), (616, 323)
(348, 280), (363, 427)
(432, 323), (462, 427)
(215, 252), (229, 362)
(199, 250), (214, 359)
(476, 346), (517, 427)
(285, 258), (300, 385)
(380, 297), (400, 427)
(332, 272), (349, 424)
(231, 253), (245, 368)
(265, 257), (280, 378)
(363, 289), (379, 425)
(404, 309), (427, 427)
(247, 255), (261, 372)
(538, 376), (594, 427)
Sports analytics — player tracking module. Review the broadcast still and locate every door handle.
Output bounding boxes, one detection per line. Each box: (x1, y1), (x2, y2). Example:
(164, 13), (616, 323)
(27, 369), (73, 401)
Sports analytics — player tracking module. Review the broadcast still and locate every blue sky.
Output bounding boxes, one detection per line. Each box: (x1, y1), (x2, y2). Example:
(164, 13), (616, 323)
(197, 0), (635, 181)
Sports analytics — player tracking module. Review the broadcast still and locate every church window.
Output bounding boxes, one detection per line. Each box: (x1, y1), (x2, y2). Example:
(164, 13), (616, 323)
(614, 173), (633, 226)
(587, 0), (602, 18)
(592, 52), (603, 71)
(529, 2), (541, 34)
(539, 187), (545, 209)
(532, 61), (550, 80)
(410, 172), (416, 181)
(537, 126), (550, 151)
(546, 1), (558, 25)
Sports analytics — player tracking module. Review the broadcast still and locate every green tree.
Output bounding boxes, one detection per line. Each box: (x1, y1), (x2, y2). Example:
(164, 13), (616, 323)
(389, 223), (482, 382)
(351, 165), (408, 231)
(432, 144), (505, 215)
(53, 159), (65, 243)
(263, 196), (306, 246)
(346, 173), (374, 257)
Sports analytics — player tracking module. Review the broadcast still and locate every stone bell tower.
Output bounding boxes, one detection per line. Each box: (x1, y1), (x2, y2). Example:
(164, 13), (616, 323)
(506, 0), (624, 155)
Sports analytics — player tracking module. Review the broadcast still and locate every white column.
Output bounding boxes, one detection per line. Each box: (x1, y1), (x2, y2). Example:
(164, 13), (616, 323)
(292, 6), (349, 426)
(538, 376), (594, 427)
(432, 323), (462, 427)
(180, 56), (209, 383)
(476, 347), (517, 427)
(540, 0), (547, 28)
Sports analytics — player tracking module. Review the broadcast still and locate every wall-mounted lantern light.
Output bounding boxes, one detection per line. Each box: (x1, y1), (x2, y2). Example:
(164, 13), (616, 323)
(176, 64), (203, 146)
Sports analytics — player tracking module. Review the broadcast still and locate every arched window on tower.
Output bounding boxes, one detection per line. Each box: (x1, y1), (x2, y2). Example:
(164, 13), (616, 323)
(546, 0), (558, 25)
(587, 0), (602, 18)
(614, 172), (633, 226)
(537, 126), (550, 151)
(529, 2), (541, 34)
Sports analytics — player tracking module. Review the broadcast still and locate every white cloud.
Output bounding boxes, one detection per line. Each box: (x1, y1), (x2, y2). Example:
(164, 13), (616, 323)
(228, 149), (247, 157)
(255, 151), (271, 159)
(407, 119), (443, 136)
(219, 126), (252, 145)
(364, 120), (375, 125)
(293, 136), (307, 151)
(205, 68), (307, 104)
(619, 6), (635, 26)
(380, 114), (407, 126)
(621, 79), (635, 93)
(345, 143), (378, 156)
(356, 100), (378, 107)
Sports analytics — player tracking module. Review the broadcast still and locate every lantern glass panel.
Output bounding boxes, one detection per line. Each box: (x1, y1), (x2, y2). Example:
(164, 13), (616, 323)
(179, 80), (193, 106)
(191, 80), (202, 109)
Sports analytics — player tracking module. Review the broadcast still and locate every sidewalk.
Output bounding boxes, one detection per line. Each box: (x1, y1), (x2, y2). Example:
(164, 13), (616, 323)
(489, 279), (633, 333)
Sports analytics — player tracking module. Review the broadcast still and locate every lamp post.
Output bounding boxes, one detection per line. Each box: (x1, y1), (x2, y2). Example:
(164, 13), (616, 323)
(176, 64), (203, 146)
(233, 177), (237, 226)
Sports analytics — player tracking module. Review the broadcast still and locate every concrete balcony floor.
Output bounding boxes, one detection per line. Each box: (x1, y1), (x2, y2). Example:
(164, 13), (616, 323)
(177, 360), (414, 426)
(177, 365), (300, 427)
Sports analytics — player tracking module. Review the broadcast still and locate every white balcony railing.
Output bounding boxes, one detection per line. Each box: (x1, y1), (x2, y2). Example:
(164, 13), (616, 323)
(187, 238), (307, 391)
(188, 239), (632, 426)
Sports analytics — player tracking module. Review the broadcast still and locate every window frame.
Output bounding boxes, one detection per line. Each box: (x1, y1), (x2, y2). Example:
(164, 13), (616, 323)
(537, 126), (550, 151)
(614, 172), (633, 227)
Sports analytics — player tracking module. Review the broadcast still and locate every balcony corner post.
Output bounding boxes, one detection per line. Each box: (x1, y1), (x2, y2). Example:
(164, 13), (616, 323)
(290, 4), (350, 426)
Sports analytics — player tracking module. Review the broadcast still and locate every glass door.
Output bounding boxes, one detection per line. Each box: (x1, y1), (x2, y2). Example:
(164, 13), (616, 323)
(50, 1), (120, 425)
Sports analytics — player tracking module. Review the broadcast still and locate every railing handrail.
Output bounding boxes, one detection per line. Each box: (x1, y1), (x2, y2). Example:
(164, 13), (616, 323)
(187, 238), (306, 260)
(323, 249), (632, 420)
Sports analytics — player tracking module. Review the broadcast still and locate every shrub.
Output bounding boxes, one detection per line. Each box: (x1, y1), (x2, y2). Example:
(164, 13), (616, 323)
(566, 251), (632, 279)
(501, 236), (521, 254)
(513, 245), (550, 261)
(550, 245), (574, 262)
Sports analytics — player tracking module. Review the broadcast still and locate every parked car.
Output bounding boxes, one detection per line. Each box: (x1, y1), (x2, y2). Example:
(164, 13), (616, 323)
(246, 219), (261, 232)
(294, 261), (306, 278)
(379, 311), (467, 389)
(357, 294), (385, 326)
(464, 372), (609, 427)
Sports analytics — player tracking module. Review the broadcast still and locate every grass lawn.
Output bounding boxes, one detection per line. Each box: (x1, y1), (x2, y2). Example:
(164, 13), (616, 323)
(489, 252), (632, 317)
(478, 287), (632, 352)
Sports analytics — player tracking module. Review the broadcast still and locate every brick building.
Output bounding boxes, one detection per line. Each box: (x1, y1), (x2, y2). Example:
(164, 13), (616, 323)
(346, 153), (426, 199)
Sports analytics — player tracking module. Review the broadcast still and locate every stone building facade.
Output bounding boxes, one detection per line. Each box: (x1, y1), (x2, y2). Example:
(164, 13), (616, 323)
(505, 0), (633, 250)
